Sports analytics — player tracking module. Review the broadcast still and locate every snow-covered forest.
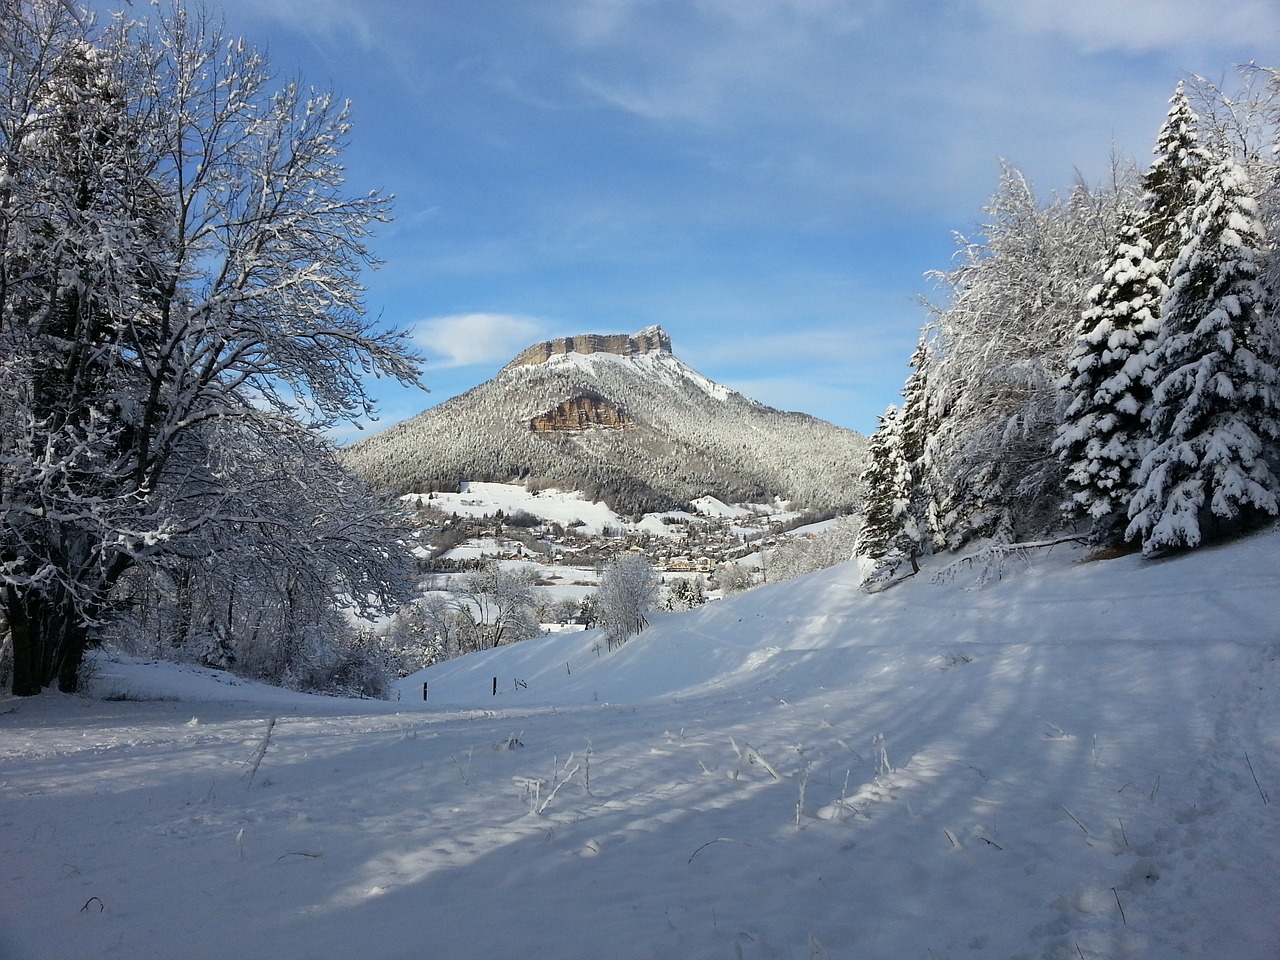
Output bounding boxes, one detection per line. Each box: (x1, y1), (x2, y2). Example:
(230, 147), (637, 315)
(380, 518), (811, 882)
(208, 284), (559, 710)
(3, 0), (1280, 709)
(857, 70), (1280, 576)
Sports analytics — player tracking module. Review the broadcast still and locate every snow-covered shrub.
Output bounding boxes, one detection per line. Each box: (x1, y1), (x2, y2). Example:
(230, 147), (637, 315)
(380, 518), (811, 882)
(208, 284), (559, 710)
(326, 632), (398, 699)
(768, 516), (861, 584)
(712, 561), (756, 596)
(665, 577), (706, 611)
(598, 555), (658, 649)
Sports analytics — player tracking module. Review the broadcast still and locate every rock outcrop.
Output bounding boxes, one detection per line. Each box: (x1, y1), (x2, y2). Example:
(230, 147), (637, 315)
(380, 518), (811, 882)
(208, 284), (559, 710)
(507, 325), (671, 369)
(530, 394), (630, 433)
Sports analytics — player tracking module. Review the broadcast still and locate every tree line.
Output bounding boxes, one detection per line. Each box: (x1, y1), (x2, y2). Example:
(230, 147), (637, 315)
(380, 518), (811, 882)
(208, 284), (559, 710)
(857, 69), (1280, 579)
(383, 556), (657, 672)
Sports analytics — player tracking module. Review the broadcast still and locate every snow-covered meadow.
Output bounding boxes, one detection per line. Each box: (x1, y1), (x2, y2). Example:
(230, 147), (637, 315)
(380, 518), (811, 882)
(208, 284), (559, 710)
(415, 480), (794, 538)
(3, 528), (1278, 959)
(418, 481), (632, 537)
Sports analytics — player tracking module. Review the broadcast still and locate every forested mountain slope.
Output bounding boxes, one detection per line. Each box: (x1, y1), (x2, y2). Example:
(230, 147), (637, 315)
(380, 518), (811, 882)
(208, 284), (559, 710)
(342, 327), (868, 515)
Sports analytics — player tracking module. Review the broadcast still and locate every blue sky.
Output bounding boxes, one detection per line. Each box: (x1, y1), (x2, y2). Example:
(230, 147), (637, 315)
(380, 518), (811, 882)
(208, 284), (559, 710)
(114, 1), (1278, 437)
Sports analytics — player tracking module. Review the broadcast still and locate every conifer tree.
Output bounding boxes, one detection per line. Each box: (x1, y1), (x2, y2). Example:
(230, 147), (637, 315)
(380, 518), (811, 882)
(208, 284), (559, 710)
(1142, 81), (1209, 273)
(897, 338), (930, 471)
(1054, 80), (1212, 546)
(858, 332), (937, 579)
(897, 334), (935, 553)
(1126, 154), (1280, 553)
(1053, 218), (1165, 541)
(855, 406), (907, 562)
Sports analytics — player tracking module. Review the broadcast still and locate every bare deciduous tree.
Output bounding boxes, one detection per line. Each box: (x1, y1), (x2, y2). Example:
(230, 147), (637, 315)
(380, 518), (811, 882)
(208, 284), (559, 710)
(597, 554), (658, 649)
(1, 0), (421, 694)
(447, 563), (543, 652)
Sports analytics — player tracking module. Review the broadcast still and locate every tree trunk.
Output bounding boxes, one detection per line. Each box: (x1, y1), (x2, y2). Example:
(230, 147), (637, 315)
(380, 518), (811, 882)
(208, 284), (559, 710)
(5, 587), (45, 697)
(4, 584), (93, 696)
(56, 619), (90, 694)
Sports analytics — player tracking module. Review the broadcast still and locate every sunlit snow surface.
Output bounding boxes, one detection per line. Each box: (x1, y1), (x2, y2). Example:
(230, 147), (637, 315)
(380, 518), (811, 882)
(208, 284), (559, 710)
(3, 530), (1279, 959)
(420, 480), (627, 536)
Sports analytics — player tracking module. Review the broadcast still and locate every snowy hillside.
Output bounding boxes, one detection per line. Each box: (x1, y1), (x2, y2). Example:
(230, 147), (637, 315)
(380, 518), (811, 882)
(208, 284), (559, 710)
(417, 480), (630, 536)
(3, 529), (1279, 960)
(342, 329), (867, 515)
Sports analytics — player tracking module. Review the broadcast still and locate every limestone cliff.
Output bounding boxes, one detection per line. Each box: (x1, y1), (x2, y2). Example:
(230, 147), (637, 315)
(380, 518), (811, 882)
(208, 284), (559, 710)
(507, 325), (672, 369)
(530, 394), (630, 433)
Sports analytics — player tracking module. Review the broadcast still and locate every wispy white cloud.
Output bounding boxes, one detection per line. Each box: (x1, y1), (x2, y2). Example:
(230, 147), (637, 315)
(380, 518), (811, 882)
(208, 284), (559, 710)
(547, 0), (1268, 203)
(186, 0), (1275, 435)
(218, 0), (380, 50)
(974, 0), (1278, 55)
(411, 314), (546, 368)
(562, 0), (876, 127)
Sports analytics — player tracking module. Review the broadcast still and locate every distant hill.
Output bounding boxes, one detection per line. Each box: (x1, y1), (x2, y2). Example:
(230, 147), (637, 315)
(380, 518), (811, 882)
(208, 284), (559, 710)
(342, 326), (868, 516)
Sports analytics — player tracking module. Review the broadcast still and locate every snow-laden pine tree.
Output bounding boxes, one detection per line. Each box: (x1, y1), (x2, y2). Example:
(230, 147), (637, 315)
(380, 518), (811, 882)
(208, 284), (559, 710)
(1052, 218), (1165, 541)
(856, 338), (933, 580)
(855, 406), (909, 562)
(1126, 154), (1280, 553)
(896, 334), (936, 554)
(1142, 81), (1209, 273)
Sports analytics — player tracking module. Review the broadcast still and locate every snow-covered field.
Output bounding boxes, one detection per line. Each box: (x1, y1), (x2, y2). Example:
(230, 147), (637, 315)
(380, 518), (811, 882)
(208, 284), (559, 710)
(416, 481), (630, 536)
(413, 481), (794, 538)
(3, 529), (1278, 959)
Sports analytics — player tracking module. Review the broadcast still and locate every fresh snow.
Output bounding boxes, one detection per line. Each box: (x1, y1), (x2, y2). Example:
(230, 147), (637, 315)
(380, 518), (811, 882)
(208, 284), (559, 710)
(415, 482), (788, 537)
(545, 349), (739, 404)
(415, 481), (626, 535)
(689, 494), (753, 518)
(3, 529), (1279, 959)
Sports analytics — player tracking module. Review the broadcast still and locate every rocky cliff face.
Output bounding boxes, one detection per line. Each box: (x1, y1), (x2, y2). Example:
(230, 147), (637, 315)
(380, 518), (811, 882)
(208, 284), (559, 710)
(530, 394), (630, 433)
(507, 325), (671, 369)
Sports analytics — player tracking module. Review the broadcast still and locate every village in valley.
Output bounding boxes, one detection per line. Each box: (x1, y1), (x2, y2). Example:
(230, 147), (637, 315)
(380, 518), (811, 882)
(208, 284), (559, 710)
(406, 482), (842, 601)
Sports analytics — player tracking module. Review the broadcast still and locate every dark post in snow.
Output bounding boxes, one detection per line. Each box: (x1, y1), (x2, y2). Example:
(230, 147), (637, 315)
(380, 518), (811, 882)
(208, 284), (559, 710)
(422, 681), (428, 701)
(492, 676), (498, 696)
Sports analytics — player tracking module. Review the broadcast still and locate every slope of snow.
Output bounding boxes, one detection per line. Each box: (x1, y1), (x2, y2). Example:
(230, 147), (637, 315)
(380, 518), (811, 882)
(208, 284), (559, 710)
(689, 494), (754, 517)
(3, 529), (1278, 960)
(547, 349), (740, 404)
(415, 480), (627, 534)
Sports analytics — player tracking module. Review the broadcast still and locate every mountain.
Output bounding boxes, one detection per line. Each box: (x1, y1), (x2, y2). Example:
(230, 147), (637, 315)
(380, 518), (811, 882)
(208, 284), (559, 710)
(342, 325), (868, 516)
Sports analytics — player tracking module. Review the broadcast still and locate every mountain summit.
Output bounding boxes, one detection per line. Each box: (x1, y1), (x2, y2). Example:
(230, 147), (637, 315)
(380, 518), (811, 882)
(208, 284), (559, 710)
(507, 325), (672, 368)
(343, 326), (867, 515)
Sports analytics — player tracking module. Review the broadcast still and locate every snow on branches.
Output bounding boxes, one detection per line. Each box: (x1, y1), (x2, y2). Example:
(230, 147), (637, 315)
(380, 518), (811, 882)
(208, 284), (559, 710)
(0, 0), (421, 694)
(1126, 154), (1280, 554)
